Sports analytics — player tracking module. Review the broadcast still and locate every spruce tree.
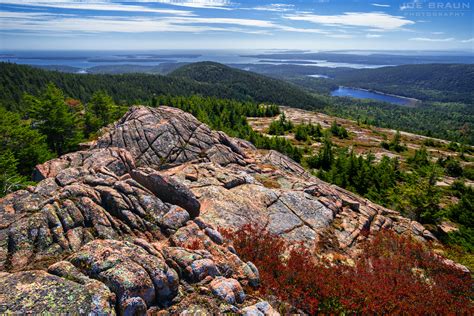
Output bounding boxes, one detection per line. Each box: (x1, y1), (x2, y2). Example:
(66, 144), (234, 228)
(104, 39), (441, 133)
(27, 83), (82, 155)
(0, 150), (30, 197)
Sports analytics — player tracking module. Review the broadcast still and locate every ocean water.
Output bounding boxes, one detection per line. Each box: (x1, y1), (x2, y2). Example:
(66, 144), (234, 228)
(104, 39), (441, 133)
(0, 50), (393, 70)
(0, 50), (257, 68)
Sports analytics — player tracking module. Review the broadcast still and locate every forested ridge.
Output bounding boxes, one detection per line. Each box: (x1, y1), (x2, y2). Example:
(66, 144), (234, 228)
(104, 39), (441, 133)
(0, 62), (239, 109)
(0, 62), (327, 112)
(169, 61), (328, 108)
(38, 62), (186, 75)
(334, 64), (474, 103)
(234, 63), (474, 103)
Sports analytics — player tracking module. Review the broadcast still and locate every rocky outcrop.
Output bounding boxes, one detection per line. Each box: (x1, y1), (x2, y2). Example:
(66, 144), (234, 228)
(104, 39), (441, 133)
(94, 106), (247, 168)
(32, 147), (134, 181)
(91, 107), (435, 254)
(0, 106), (438, 313)
(0, 145), (259, 314)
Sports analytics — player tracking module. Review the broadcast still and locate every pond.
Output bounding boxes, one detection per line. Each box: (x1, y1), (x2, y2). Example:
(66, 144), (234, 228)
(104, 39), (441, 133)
(331, 86), (417, 106)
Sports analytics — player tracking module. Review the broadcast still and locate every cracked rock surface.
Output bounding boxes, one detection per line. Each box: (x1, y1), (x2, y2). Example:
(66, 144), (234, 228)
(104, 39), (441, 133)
(94, 106), (247, 169)
(0, 106), (436, 314)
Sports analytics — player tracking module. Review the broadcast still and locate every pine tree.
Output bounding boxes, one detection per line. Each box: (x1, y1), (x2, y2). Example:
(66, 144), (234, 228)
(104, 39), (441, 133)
(88, 90), (115, 125)
(26, 83), (82, 155)
(0, 107), (53, 175)
(0, 150), (30, 197)
(390, 130), (405, 152)
(294, 124), (309, 141)
(319, 135), (334, 170)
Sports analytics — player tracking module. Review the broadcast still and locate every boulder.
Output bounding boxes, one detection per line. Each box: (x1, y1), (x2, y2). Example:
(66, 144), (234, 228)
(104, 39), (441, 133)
(0, 270), (116, 314)
(210, 277), (245, 304)
(162, 205), (191, 230)
(241, 301), (280, 316)
(68, 239), (179, 313)
(130, 169), (200, 218)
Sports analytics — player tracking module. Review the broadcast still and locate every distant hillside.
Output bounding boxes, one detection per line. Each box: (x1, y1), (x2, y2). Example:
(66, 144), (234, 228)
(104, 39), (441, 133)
(36, 63), (187, 75)
(334, 64), (474, 103)
(0, 62), (326, 110)
(0, 62), (209, 110)
(230, 63), (474, 103)
(32, 61), (473, 103)
(87, 63), (187, 75)
(169, 62), (328, 108)
(37, 65), (82, 73)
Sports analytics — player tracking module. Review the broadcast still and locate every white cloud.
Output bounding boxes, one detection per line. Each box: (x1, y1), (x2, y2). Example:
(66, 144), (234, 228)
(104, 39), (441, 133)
(0, 13), (247, 33)
(140, 0), (233, 9)
(461, 38), (474, 43)
(0, 11), (327, 35)
(431, 31), (444, 35)
(252, 4), (295, 12)
(284, 12), (415, 30)
(371, 3), (390, 7)
(366, 34), (382, 38)
(276, 25), (327, 34)
(176, 17), (275, 28)
(1, 0), (194, 16)
(2, 2), (407, 37)
(409, 37), (454, 42)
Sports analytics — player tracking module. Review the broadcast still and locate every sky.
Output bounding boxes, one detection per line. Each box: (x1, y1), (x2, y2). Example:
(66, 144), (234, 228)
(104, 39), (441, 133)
(0, 0), (472, 51)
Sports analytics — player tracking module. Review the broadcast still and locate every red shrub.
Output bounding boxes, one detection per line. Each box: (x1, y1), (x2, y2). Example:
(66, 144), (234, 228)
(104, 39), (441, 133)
(220, 223), (287, 291)
(222, 224), (473, 314)
(185, 238), (203, 250)
(337, 231), (472, 314)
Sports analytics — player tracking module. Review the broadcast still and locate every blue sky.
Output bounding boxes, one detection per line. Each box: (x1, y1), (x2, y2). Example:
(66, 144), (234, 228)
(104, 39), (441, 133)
(0, 0), (472, 50)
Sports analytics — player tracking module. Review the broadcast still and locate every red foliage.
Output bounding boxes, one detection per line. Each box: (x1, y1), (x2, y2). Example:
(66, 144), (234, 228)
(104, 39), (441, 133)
(184, 238), (203, 250)
(337, 231), (473, 314)
(65, 98), (81, 108)
(221, 224), (473, 314)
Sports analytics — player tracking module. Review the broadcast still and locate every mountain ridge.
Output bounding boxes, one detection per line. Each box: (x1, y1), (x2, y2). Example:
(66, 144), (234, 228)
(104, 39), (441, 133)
(0, 62), (326, 112)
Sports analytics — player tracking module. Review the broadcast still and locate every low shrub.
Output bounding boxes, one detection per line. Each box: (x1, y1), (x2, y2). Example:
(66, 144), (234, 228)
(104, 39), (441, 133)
(221, 224), (473, 314)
